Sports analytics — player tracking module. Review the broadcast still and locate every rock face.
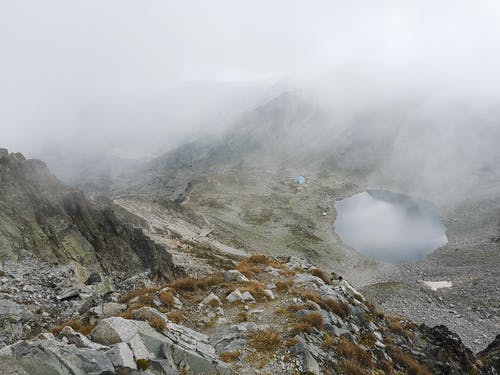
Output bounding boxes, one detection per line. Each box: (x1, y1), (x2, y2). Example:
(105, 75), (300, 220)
(480, 334), (500, 373)
(1, 316), (230, 375)
(0, 149), (176, 280)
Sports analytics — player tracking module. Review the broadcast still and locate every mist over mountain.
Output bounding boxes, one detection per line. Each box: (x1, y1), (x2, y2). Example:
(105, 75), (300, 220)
(1, 1), (500, 374)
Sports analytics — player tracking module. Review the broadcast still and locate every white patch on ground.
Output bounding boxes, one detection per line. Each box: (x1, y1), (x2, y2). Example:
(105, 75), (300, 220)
(423, 281), (452, 291)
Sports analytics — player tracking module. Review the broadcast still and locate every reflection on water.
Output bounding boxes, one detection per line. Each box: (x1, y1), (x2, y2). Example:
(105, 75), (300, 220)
(334, 190), (448, 263)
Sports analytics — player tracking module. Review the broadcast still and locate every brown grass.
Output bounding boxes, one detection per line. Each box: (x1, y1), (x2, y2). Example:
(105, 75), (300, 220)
(236, 255), (272, 277)
(325, 299), (350, 319)
(239, 280), (268, 301)
(207, 298), (221, 308)
(309, 268), (330, 284)
(198, 273), (224, 288)
(167, 311), (184, 324)
(279, 269), (297, 277)
(236, 311), (249, 323)
(51, 317), (96, 336)
(148, 317), (166, 331)
(366, 301), (385, 318)
(303, 311), (324, 330)
(291, 289), (350, 319)
(138, 294), (154, 305)
(337, 337), (373, 369)
(275, 279), (294, 292)
(323, 334), (335, 350)
(219, 351), (240, 363)
(338, 359), (366, 375)
(290, 321), (313, 334)
(361, 331), (377, 347)
(170, 277), (199, 291)
(158, 290), (175, 307)
(386, 343), (432, 375)
(247, 329), (281, 352)
(118, 287), (160, 304)
(284, 337), (299, 347)
(237, 262), (260, 277)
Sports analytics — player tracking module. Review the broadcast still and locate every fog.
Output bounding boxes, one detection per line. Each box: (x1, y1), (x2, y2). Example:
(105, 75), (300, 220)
(335, 190), (448, 263)
(2, 1), (500, 203)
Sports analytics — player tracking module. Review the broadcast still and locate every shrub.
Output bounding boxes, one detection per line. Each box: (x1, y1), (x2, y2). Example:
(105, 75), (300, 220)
(219, 351), (240, 363)
(247, 329), (281, 352)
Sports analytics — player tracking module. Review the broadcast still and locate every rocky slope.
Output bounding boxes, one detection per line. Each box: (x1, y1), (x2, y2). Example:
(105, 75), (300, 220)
(0, 148), (177, 280)
(0, 254), (499, 374)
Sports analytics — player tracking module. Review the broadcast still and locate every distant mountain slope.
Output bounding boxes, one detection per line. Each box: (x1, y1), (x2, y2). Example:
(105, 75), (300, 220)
(0, 148), (176, 280)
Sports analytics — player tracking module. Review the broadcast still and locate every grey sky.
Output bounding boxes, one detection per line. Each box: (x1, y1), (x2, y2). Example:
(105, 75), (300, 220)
(2, 0), (500, 157)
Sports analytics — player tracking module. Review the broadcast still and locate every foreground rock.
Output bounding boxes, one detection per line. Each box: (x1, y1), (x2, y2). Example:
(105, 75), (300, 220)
(1, 316), (230, 374)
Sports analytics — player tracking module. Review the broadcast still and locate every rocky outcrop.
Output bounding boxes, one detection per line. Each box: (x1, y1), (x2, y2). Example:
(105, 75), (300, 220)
(0, 149), (177, 280)
(0, 316), (231, 375)
(480, 334), (500, 373)
(0, 254), (499, 374)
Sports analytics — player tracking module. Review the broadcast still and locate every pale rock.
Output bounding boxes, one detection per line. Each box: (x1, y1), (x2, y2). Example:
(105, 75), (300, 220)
(224, 270), (249, 283)
(226, 289), (243, 303)
(107, 342), (137, 369)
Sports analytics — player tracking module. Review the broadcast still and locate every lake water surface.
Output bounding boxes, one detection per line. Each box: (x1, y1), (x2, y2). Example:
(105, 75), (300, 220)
(334, 190), (448, 263)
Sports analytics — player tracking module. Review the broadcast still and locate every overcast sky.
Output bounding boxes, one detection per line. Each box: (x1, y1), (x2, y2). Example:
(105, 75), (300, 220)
(2, 0), (500, 157)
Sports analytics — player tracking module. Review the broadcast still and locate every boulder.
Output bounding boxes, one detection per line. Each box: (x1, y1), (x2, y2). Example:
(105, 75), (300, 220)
(226, 289), (243, 303)
(224, 270), (249, 283)
(106, 342), (136, 369)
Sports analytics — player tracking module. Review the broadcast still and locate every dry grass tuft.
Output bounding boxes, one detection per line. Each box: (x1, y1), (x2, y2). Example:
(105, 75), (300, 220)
(386, 343), (432, 375)
(51, 317), (96, 336)
(290, 321), (313, 334)
(158, 290), (175, 307)
(284, 337), (300, 347)
(219, 351), (240, 363)
(303, 311), (324, 330)
(247, 329), (281, 352)
(338, 359), (367, 375)
(171, 277), (199, 291)
(292, 289), (350, 318)
(275, 279), (294, 292)
(148, 317), (166, 331)
(167, 311), (184, 324)
(337, 337), (373, 369)
(207, 298), (222, 308)
(309, 268), (330, 284)
(325, 299), (350, 319)
(118, 287), (160, 304)
(239, 281), (268, 301)
(236, 311), (249, 323)
(323, 334), (335, 350)
(236, 262), (260, 277)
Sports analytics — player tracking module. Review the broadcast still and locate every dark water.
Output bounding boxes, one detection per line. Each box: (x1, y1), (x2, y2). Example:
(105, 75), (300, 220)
(334, 190), (448, 263)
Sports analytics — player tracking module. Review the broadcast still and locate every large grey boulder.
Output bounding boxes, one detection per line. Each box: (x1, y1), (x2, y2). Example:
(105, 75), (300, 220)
(0, 339), (114, 375)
